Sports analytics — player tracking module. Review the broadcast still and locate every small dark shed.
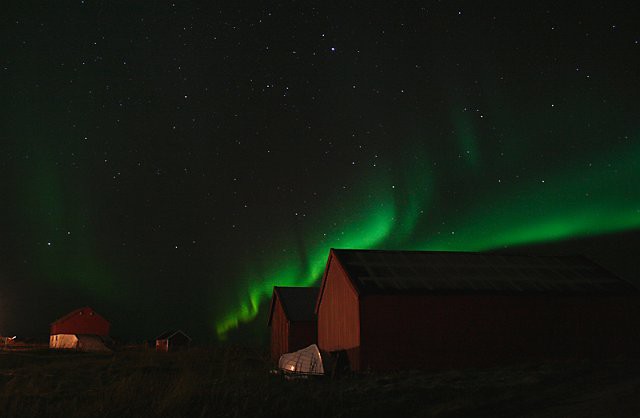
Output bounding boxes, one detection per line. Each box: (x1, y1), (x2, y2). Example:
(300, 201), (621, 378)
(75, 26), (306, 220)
(156, 330), (191, 352)
(316, 249), (640, 371)
(268, 286), (319, 362)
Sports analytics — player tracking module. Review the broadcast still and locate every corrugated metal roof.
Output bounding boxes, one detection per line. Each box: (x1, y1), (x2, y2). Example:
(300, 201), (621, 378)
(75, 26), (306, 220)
(274, 287), (319, 322)
(332, 249), (637, 295)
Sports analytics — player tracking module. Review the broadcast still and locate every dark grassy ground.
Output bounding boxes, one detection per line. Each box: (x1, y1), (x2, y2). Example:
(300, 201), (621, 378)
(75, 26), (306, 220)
(0, 345), (639, 417)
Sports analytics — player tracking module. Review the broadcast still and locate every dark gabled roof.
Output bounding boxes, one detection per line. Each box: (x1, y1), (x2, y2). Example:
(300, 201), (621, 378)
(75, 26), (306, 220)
(51, 307), (110, 325)
(155, 329), (191, 341)
(329, 249), (637, 295)
(268, 286), (319, 326)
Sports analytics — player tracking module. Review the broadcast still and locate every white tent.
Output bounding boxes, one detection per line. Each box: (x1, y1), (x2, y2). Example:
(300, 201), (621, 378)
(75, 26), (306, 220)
(50, 334), (78, 349)
(278, 344), (324, 376)
(49, 334), (111, 352)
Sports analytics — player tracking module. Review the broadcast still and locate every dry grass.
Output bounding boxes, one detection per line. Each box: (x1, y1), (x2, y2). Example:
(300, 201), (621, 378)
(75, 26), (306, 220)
(0, 346), (639, 417)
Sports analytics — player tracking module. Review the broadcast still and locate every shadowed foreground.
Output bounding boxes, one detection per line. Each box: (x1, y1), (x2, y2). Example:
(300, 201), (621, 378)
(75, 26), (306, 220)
(0, 346), (639, 417)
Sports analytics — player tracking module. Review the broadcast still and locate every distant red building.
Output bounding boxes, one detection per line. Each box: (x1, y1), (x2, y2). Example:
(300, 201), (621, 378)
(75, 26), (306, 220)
(316, 249), (640, 371)
(50, 307), (110, 337)
(268, 286), (318, 362)
(155, 330), (191, 352)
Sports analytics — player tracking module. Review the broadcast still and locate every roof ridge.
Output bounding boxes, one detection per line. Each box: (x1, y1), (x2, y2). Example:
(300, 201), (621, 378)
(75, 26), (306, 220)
(331, 248), (589, 259)
(270, 286), (319, 323)
(156, 329), (191, 340)
(329, 248), (636, 295)
(51, 306), (104, 325)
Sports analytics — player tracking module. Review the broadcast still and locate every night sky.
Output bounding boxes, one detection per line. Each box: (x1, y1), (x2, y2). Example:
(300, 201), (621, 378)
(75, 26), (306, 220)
(2, 2), (639, 342)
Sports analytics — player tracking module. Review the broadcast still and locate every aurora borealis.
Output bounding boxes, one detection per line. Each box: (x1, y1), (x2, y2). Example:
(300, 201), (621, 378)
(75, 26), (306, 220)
(215, 132), (640, 338)
(2, 2), (639, 341)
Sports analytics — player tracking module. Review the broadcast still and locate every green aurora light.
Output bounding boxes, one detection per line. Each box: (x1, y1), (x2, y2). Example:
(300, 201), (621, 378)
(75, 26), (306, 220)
(15, 149), (121, 299)
(215, 150), (433, 337)
(215, 136), (640, 339)
(6, 2), (640, 344)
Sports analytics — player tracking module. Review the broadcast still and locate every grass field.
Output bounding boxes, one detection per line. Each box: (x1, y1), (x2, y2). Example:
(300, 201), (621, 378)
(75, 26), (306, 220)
(0, 345), (639, 417)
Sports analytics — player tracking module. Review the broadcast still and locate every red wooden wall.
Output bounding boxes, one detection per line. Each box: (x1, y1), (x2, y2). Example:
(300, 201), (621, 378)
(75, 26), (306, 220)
(270, 295), (318, 362)
(315, 248), (640, 372)
(317, 253), (361, 369)
(359, 294), (640, 371)
(270, 299), (289, 361)
(156, 340), (169, 352)
(288, 321), (317, 354)
(156, 335), (190, 352)
(50, 307), (110, 336)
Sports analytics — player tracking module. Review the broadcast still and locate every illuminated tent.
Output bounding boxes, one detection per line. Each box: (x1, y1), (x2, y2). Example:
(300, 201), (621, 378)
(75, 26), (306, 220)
(49, 334), (111, 352)
(278, 344), (324, 375)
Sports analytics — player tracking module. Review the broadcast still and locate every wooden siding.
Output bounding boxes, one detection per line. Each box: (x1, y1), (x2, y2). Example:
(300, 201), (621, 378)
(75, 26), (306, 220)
(50, 308), (110, 336)
(270, 297), (289, 362)
(288, 321), (317, 354)
(156, 340), (169, 352)
(360, 294), (640, 371)
(317, 254), (361, 370)
(156, 334), (190, 352)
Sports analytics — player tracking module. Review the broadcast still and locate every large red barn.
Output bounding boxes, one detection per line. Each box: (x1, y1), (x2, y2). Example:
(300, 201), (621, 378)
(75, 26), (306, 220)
(316, 249), (640, 371)
(268, 286), (318, 362)
(50, 306), (110, 337)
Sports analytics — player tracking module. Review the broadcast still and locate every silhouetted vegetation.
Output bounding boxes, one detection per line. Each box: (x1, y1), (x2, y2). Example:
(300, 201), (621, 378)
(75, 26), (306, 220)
(0, 346), (639, 417)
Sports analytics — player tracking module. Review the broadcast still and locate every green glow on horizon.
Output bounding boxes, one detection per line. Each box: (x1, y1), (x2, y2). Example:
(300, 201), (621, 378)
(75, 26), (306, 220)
(215, 181), (401, 337)
(452, 110), (480, 167)
(419, 140), (640, 251)
(215, 134), (640, 339)
(22, 152), (119, 297)
(215, 158), (433, 338)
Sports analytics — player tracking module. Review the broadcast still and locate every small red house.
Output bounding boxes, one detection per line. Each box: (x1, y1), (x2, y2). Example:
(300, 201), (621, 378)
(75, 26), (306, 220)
(49, 307), (111, 351)
(268, 286), (319, 362)
(156, 330), (191, 352)
(316, 249), (640, 371)
(50, 307), (110, 337)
